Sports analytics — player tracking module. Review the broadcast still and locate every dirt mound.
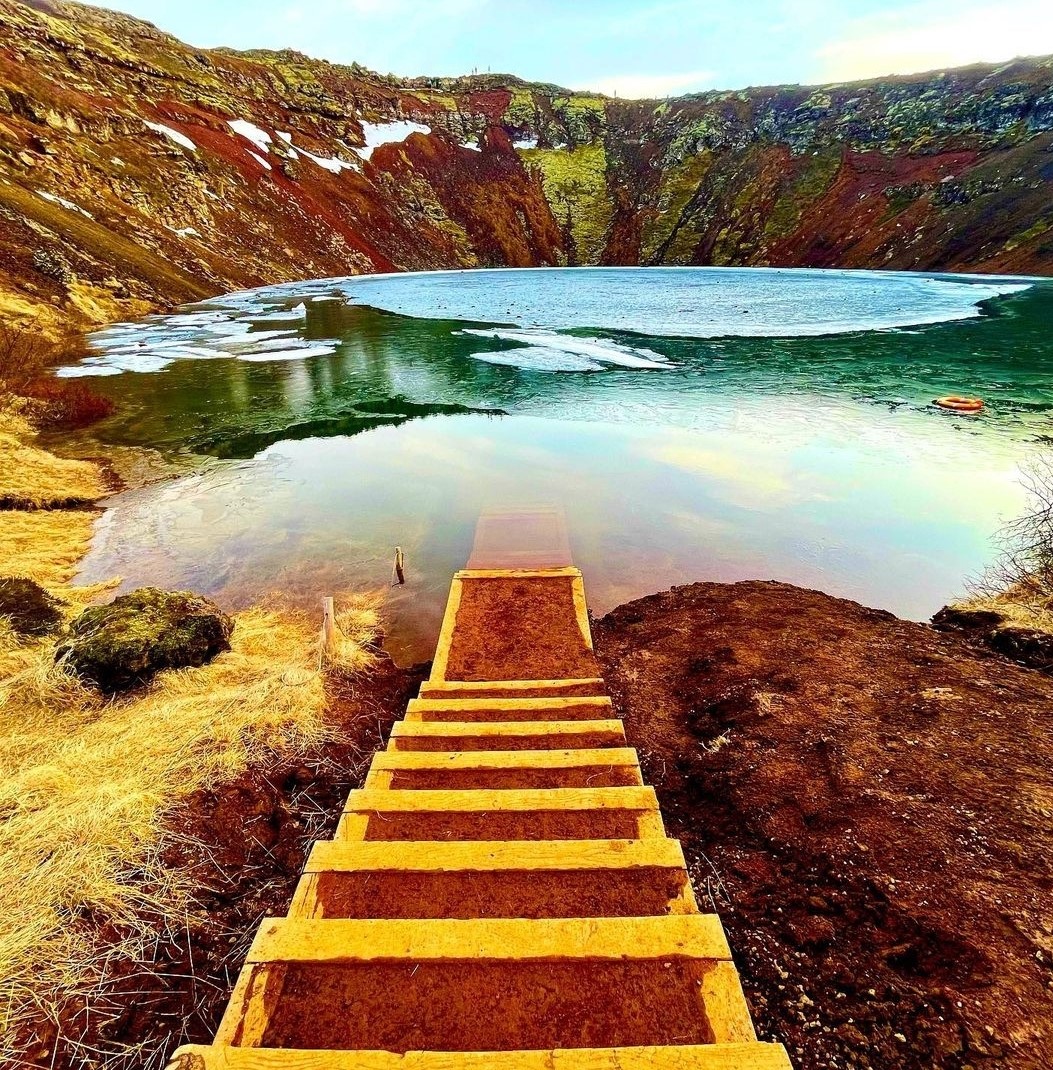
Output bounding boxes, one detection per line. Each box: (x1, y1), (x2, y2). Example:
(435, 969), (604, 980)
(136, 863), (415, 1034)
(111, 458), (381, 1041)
(595, 580), (1053, 1070)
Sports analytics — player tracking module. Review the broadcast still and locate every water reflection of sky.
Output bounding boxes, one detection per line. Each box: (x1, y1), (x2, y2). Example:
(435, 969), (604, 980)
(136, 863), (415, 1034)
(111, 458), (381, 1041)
(79, 404), (1027, 665)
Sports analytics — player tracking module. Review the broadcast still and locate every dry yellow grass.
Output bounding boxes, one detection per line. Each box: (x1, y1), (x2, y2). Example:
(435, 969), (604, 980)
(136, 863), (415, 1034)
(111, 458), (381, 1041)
(952, 588), (1053, 633)
(0, 509), (97, 589)
(0, 397), (36, 439)
(0, 431), (107, 509)
(0, 600), (377, 1062)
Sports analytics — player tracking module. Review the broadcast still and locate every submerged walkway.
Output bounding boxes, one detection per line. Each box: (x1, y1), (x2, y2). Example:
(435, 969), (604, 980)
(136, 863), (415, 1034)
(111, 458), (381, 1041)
(169, 517), (792, 1068)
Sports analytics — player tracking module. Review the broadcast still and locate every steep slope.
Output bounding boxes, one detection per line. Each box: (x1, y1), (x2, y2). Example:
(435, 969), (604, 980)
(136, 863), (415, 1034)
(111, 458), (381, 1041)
(1, 0), (1052, 338)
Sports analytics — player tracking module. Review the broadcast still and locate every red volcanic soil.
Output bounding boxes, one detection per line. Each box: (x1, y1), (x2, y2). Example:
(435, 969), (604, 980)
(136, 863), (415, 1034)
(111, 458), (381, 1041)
(595, 580), (1053, 1070)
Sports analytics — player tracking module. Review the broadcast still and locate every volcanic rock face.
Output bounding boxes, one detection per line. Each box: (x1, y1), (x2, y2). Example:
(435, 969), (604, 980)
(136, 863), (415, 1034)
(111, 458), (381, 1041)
(1, 0), (1052, 336)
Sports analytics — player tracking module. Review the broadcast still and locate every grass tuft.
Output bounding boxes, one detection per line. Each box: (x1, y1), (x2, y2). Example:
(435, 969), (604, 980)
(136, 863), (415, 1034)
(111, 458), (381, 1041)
(0, 432), (108, 510)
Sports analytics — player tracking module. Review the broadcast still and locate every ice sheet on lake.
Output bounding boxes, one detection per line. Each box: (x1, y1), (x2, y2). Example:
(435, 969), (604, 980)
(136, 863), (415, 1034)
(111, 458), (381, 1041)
(460, 328), (675, 370)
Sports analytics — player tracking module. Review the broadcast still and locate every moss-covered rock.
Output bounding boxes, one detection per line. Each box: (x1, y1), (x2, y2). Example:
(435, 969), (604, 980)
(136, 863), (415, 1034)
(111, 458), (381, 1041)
(932, 604), (1053, 674)
(57, 587), (234, 692)
(0, 576), (66, 637)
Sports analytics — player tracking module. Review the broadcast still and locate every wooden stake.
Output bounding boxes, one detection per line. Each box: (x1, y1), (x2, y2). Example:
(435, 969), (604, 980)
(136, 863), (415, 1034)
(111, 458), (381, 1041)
(319, 596), (337, 666)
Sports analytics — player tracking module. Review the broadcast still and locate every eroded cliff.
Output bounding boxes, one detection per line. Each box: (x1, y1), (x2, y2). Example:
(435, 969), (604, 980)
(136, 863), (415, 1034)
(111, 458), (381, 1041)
(2, 0), (1052, 336)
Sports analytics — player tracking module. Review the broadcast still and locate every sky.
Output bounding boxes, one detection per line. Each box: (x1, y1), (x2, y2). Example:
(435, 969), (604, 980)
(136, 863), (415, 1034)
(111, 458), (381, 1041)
(91, 0), (1053, 97)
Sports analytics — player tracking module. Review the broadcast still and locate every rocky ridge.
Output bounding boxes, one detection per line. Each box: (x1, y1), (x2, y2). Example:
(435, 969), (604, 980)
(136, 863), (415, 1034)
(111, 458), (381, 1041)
(1, 0), (1053, 337)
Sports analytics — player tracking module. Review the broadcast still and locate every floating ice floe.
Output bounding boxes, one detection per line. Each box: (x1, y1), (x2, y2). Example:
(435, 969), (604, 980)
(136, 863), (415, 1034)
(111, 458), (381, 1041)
(145, 121), (197, 152)
(459, 328), (675, 370)
(248, 303), (308, 323)
(237, 344), (338, 362)
(354, 120), (432, 160)
(37, 190), (93, 218)
(469, 346), (605, 372)
(228, 119), (273, 154)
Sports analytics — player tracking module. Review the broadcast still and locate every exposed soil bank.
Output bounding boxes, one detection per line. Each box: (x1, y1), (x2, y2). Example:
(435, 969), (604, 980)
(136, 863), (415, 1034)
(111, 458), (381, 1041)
(595, 580), (1053, 1070)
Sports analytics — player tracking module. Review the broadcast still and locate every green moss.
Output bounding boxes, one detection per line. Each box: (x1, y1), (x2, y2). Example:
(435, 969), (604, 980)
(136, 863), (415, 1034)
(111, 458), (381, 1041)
(504, 88), (538, 128)
(763, 150), (842, 240)
(521, 144), (613, 264)
(640, 152), (713, 263)
(1002, 218), (1053, 253)
(414, 92), (458, 112)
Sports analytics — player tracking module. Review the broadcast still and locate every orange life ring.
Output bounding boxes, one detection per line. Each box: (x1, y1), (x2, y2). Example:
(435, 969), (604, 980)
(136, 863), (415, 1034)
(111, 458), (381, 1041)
(934, 396), (984, 413)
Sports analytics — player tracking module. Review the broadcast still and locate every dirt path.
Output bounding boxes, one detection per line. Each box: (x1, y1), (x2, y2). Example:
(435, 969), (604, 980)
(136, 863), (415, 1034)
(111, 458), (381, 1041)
(595, 580), (1053, 1070)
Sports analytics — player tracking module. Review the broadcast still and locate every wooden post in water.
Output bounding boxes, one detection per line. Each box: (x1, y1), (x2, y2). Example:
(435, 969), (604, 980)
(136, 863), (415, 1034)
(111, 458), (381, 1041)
(320, 596), (337, 665)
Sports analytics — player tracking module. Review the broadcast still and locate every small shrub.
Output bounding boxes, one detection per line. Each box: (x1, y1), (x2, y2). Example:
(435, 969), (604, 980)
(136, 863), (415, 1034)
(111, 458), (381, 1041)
(0, 329), (112, 429)
(0, 324), (51, 390)
(17, 378), (115, 429)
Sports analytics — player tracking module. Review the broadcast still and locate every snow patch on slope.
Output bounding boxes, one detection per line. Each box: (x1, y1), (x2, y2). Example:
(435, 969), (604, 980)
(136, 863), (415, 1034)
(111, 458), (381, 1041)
(228, 119), (272, 154)
(145, 121), (197, 151)
(37, 191), (93, 218)
(354, 120), (431, 160)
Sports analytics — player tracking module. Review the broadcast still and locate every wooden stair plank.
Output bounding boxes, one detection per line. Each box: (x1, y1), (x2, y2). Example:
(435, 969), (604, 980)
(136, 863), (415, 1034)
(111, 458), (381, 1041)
(367, 748), (639, 771)
(419, 679), (607, 700)
(304, 838), (687, 874)
(342, 787), (658, 814)
(405, 697), (613, 722)
(168, 1042), (794, 1069)
(456, 567), (584, 579)
(246, 915), (733, 965)
(391, 720), (624, 739)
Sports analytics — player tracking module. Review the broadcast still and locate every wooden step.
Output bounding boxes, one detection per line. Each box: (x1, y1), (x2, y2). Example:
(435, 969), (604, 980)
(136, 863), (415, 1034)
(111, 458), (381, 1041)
(390, 719), (625, 751)
(342, 787), (659, 814)
(220, 920), (755, 1051)
(291, 866), (692, 920)
(419, 679), (607, 700)
(304, 837), (685, 874)
(337, 786), (662, 841)
(169, 1042), (794, 1069)
(289, 837), (695, 920)
(247, 914), (732, 964)
(367, 747), (640, 772)
(405, 696), (613, 722)
(364, 747), (642, 789)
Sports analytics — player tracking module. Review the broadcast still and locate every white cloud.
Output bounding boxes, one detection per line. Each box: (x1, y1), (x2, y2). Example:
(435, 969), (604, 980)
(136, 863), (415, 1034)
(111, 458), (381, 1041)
(817, 0), (1053, 82)
(580, 69), (715, 99)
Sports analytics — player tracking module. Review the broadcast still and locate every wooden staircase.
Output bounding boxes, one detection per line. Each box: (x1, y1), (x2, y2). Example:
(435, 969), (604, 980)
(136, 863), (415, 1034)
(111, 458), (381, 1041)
(167, 563), (792, 1070)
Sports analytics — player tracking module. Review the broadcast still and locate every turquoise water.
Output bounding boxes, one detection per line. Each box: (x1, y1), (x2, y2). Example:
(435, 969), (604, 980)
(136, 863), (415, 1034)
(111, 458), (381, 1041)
(64, 267), (1053, 664)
